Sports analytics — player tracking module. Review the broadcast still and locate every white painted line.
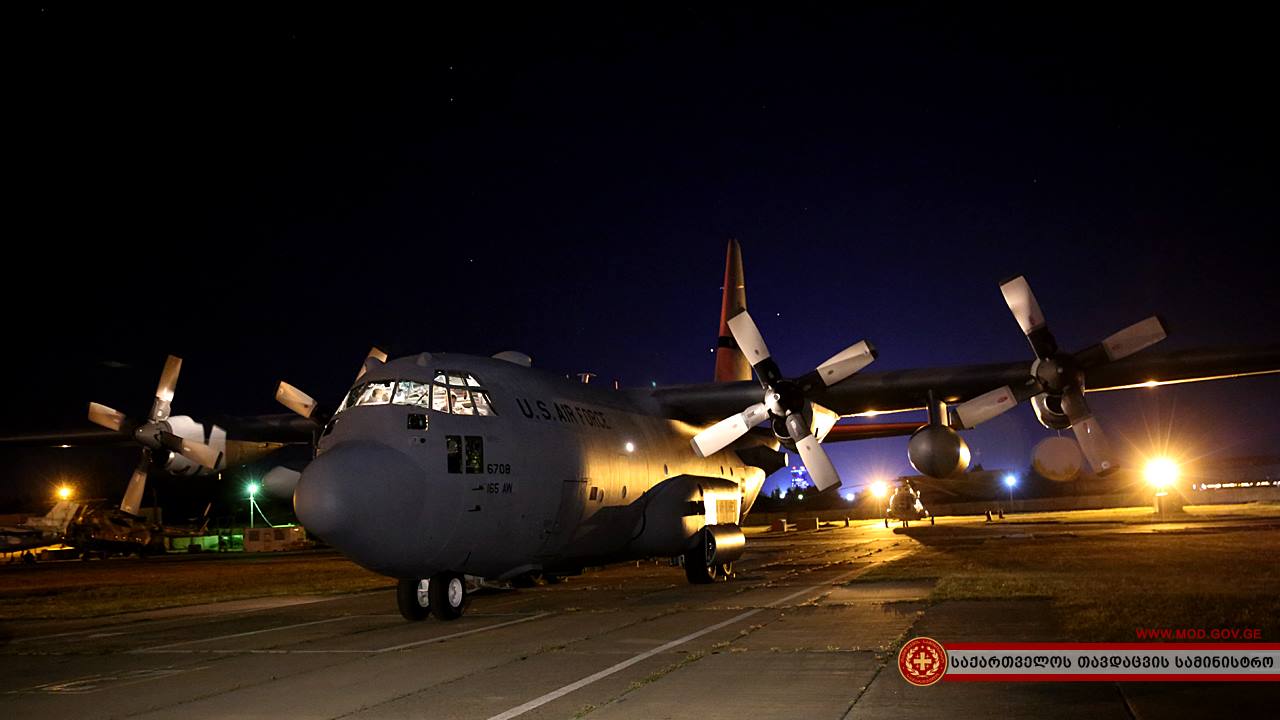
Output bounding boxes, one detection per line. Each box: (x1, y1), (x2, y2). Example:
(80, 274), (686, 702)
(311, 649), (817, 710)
(7, 665), (211, 695)
(135, 613), (553, 655)
(373, 612), (552, 653)
(13, 592), (373, 644)
(132, 616), (353, 652)
(486, 564), (870, 720)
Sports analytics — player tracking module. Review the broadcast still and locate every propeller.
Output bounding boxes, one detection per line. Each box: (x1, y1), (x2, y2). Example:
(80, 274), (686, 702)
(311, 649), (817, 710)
(86, 355), (224, 514)
(952, 276), (1166, 474)
(690, 311), (876, 491)
(275, 347), (389, 426)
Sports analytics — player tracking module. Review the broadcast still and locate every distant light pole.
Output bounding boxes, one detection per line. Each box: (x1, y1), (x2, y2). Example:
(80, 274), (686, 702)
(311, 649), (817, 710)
(1003, 474), (1017, 507)
(247, 482), (260, 528)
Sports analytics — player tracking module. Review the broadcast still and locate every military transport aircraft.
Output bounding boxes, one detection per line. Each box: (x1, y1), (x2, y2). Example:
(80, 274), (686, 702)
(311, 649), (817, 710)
(264, 240), (1280, 621)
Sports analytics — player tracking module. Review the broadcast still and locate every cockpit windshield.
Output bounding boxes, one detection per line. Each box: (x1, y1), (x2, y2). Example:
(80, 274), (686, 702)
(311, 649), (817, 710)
(335, 371), (496, 417)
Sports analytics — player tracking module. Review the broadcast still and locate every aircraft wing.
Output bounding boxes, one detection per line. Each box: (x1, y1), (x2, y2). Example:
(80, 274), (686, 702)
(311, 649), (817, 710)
(653, 344), (1280, 424)
(0, 413), (316, 448)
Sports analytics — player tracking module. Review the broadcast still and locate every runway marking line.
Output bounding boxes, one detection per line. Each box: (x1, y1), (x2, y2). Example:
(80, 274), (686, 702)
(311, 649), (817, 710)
(133, 612), (553, 655)
(132, 616), (355, 652)
(485, 558), (891, 720)
(7, 664), (211, 695)
(11, 591), (374, 645)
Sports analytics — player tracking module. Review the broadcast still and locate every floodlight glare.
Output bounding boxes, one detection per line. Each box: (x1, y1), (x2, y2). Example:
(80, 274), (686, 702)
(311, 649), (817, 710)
(56, 485), (73, 501)
(1144, 458), (1179, 489)
(1003, 474), (1017, 488)
(870, 480), (888, 498)
(247, 482), (260, 497)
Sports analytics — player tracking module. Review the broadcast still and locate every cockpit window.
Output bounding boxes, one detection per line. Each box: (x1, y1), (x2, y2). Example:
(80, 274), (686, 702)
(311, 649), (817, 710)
(472, 391), (494, 416)
(357, 381), (395, 406)
(332, 371), (497, 417)
(448, 387), (474, 415)
(437, 370), (497, 416)
(431, 383), (449, 412)
(393, 381), (431, 409)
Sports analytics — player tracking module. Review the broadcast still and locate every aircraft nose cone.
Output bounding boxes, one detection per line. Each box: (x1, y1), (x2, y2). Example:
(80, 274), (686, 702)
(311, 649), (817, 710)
(295, 441), (442, 575)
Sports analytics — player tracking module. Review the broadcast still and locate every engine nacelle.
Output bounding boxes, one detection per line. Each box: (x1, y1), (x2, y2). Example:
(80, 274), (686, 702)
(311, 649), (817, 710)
(1030, 393), (1072, 430)
(907, 424), (971, 479)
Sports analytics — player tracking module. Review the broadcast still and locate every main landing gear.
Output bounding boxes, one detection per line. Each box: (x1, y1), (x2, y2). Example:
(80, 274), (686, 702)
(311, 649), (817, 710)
(397, 571), (469, 621)
(683, 533), (734, 584)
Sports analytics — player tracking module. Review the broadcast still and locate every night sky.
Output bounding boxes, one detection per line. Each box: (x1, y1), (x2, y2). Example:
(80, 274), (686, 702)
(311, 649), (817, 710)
(6, 4), (1278, 511)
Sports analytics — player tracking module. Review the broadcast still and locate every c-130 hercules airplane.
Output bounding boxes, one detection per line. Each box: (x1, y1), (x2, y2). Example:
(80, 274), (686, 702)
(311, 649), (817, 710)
(273, 241), (1280, 621)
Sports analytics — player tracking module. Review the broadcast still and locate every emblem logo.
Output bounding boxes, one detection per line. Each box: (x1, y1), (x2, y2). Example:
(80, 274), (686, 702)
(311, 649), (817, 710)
(898, 636), (947, 686)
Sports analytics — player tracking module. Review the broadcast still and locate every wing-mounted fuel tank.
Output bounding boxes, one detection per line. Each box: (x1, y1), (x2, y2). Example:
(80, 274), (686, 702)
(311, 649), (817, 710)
(906, 424), (971, 480)
(628, 475), (744, 560)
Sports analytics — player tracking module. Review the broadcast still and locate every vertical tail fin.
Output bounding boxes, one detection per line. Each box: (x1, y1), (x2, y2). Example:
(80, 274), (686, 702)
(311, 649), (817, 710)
(714, 239), (752, 382)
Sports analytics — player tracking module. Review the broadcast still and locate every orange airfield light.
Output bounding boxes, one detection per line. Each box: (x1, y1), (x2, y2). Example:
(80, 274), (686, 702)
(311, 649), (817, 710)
(56, 485), (74, 501)
(1144, 457), (1180, 490)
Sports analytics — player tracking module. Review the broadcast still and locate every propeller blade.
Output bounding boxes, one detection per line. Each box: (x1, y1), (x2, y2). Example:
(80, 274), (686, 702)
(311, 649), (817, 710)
(88, 402), (126, 432)
(120, 452), (150, 515)
(159, 431), (222, 469)
(179, 437), (222, 470)
(1000, 276), (1045, 335)
(785, 412), (841, 491)
(1071, 416), (1113, 475)
(276, 381), (318, 419)
(1100, 316), (1167, 363)
(812, 340), (877, 387)
(1061, 390), (1114, 474)
(727, 311), (783, 386)
(810, 402), (840, 442)
(355, 346), (390, 381)
(795, 435), (841, 491)
(952, 384), (1039, 427)
(691, 403), (769, 458)
(1001, 276), (1058, 358)
(150, 355), (182, 421)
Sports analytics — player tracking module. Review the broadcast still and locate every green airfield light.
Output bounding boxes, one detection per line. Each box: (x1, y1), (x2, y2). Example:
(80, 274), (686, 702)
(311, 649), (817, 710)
(247, 482), (260, 528)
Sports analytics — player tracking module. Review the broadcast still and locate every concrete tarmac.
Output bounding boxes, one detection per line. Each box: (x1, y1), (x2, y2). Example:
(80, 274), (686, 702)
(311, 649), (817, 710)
(0, 520), (1273, 719)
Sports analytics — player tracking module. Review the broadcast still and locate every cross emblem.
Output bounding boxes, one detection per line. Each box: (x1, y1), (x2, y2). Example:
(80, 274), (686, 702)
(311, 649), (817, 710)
(911, 652), (935, 673)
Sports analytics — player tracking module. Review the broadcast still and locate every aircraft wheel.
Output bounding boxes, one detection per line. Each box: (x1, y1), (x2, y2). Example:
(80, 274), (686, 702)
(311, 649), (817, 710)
(396, 578), (431, 621)
(428, 572), (467, 620)
(683, 532), (733, 584)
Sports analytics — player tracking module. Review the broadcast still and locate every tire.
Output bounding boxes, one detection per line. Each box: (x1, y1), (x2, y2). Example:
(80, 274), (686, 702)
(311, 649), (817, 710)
(397, 578), (431, 621)
(429, 572), (467, 620)
(683, 530), (729, 584)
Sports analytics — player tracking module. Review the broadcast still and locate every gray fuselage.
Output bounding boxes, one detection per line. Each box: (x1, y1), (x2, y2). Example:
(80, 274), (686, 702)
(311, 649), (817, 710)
(294, 353), (767, 580)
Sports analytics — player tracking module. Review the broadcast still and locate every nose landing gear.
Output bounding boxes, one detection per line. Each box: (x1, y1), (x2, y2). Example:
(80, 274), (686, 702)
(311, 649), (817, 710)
(396, 572), (469, 621)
